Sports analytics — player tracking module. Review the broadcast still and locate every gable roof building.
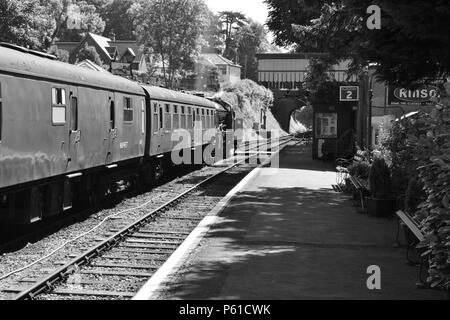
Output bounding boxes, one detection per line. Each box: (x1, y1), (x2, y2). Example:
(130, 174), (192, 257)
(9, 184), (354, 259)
(200, 53), (241, 87)
(52, 33), (148, 77)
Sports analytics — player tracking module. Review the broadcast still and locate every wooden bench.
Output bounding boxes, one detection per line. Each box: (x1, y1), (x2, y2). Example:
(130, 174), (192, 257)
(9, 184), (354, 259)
(395, 210), (428, 287)
(348, 175), (369, 211)
(335, 150), (366, 187)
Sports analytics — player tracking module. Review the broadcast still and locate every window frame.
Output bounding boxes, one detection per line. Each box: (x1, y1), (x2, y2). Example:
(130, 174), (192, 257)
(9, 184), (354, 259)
(123, 96), (134, 124)
(70, 96), (78, 132)
(51, 87), (67, 126)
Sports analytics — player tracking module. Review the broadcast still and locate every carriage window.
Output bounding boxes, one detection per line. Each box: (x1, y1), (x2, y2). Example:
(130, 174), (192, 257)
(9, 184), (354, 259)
(174, 105), (178, 114)
(52, 88), (66, 125)
(52, 88), (66, 105)
(110, 101), (115, 129)
(141, 99), (145, 135)
(70, 97), (78, 131)
(181, 106), (187, 129)
(164, 104), (171, 130)
(123, 97), (133, 123)
(153, 103), (159, 133)
(159, 106), (164, 130)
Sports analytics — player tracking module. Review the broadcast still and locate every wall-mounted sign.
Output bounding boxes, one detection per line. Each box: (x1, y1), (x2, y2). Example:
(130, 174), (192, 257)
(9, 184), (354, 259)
(316, 113), (338, 138)
(340, 86), (359, 101)
(388, 85), (439, 106)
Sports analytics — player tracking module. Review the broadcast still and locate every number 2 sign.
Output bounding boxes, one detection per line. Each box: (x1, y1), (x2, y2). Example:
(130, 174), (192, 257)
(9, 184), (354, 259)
(340, 86), (359, 102)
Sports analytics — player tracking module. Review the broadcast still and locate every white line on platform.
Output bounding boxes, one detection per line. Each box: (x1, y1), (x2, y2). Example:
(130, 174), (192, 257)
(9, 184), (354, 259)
(132, 142), (291, 300)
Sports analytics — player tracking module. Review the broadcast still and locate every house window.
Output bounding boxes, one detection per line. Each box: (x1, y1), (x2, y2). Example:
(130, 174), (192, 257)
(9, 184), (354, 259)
(52, 88), (66, 125)
(123, 97), (133, 122)
(219, 66), (227, 75)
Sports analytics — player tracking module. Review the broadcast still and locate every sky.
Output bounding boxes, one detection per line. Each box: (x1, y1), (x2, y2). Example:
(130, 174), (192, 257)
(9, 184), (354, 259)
(205, 0), (270, 25)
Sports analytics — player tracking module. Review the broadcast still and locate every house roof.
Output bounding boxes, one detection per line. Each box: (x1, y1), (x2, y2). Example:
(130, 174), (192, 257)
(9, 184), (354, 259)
(108, 40), (142, 63)
(89, 33), (112, 59)
(200, 53), (241, 68)
(54, 33), (144, 64)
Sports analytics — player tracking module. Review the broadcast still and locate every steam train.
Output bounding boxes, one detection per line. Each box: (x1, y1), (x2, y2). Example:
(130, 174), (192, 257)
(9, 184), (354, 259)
(0, 43), (241, 225)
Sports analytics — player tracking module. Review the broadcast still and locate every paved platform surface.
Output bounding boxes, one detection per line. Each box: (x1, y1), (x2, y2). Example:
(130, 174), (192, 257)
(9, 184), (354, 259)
(152, 143), (446, 300)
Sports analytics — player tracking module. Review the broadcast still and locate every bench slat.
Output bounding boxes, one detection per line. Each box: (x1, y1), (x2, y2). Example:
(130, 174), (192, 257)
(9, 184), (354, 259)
(396, 210), (425, 242)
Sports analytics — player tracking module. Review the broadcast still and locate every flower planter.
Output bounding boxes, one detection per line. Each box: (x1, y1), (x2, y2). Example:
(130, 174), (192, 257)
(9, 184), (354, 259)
(366, 197), (396, 218)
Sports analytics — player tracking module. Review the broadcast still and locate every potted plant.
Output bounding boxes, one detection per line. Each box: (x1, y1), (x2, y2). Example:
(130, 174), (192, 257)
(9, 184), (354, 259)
(367, 157), (396, 217)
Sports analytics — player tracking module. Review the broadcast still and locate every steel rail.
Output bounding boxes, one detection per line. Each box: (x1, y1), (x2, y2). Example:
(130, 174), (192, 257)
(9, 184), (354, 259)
(13, 136), (294, 300)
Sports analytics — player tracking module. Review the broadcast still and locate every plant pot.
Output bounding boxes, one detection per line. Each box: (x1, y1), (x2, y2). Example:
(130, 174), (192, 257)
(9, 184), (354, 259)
(366, 197), (396, 218)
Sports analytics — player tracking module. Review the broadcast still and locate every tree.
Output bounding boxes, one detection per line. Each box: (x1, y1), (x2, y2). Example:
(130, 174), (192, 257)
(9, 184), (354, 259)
(56, 0), (106, 42)
(265, 0), (450, 86)
(200, 9), (225, 54)
(129, 0), (209, 88)
(0, 0), (55, 50)
(218, 11), (248, 62)
(237, 20), (276, 81)
(100, 0), (135, 40)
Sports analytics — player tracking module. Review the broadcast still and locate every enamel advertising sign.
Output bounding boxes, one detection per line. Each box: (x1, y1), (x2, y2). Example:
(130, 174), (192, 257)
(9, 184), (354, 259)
(388, 85), (440, 106)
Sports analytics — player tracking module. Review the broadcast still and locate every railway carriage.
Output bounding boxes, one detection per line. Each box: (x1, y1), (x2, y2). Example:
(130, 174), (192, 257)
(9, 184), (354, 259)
(141, 86), (218, 180)
(0, 44), (237, 225)
(0, 44), (145, 224)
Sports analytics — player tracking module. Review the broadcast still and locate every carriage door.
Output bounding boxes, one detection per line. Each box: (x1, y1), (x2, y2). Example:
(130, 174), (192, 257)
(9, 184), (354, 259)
(107, 92), (117, 164)
(68, 88), (80, 170)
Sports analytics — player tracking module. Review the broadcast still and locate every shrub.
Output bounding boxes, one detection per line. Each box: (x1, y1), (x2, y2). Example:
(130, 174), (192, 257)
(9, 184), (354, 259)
(369, 157), (392, 199)
(348, 161), (371, 180)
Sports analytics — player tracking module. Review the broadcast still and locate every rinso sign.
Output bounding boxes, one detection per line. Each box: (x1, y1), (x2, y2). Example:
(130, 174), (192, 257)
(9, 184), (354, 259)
(388, 85), (439, 106)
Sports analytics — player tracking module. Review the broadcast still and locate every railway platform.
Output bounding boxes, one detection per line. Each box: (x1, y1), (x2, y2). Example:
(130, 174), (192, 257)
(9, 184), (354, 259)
(135, 142), (446, 300)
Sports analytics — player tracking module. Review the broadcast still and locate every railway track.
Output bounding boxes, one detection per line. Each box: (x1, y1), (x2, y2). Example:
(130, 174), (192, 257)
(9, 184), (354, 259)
(1, 136), (295, 300)
(0, 135), (287, 254)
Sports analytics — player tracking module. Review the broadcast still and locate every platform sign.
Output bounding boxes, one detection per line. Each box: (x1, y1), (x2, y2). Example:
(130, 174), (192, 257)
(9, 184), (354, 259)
(340, 86), (359, 102)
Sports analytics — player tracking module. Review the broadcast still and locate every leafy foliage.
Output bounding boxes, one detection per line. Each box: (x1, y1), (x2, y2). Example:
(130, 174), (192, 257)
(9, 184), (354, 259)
(129, 0), (208, 88)
(348, 161), (371, 180)
(75, 43), (104, 66)
(100, 0), (135, 40)
(218, 11), (248, 63)
(381, 83), (450, 289)
(0, 0), (55, 49)
(218, 79), (281, 134)
(265, 0), (450, 86)
(369, 157), (392, 199)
